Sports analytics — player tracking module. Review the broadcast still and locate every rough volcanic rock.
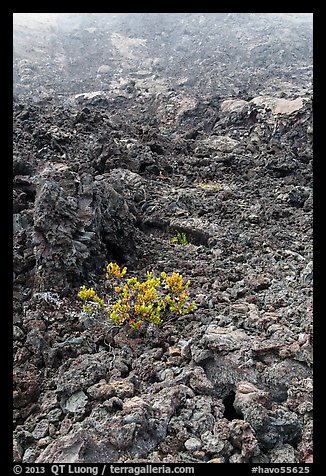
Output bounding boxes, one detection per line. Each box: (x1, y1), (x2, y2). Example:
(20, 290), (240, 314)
(13, 12), (313, 465)
(32, 162), (137, 293)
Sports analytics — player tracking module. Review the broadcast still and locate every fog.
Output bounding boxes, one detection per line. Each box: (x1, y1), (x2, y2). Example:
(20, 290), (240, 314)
(13, 13), (313, 100)
(13, 12), (313, 31)
(13, 13), (59, 25)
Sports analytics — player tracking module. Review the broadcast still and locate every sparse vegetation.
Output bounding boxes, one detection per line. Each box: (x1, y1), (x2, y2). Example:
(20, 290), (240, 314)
(196, 181), (222, 191)
(78, 263), (196, 332)
(171, 230), (189, 245)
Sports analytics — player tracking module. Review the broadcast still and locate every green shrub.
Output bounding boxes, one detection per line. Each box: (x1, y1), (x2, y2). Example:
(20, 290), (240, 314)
(171, 230), (189, 245)
(77, 263), (196, 332)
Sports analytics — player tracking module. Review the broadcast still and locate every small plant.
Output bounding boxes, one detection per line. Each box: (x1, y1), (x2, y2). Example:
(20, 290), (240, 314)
(196, 181), (221, 191)
(77, 263), (196, 332)
(171, 230), (189, 245)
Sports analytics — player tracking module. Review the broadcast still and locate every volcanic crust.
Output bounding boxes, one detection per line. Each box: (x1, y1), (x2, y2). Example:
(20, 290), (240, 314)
(13, 13), (313, 464)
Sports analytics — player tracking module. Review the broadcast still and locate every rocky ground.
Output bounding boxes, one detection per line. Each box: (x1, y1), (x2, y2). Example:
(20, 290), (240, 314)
(13, 13), (313, 464)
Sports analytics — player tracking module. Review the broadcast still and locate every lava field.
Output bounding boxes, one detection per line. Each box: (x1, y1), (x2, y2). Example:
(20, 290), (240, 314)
(13, 13), (313, 464)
